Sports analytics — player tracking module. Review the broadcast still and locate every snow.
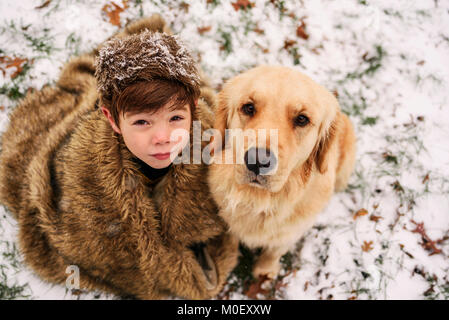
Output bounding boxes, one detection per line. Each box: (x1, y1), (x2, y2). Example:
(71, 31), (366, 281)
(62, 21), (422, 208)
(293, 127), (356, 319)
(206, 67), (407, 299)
(1, 0), (448, 300)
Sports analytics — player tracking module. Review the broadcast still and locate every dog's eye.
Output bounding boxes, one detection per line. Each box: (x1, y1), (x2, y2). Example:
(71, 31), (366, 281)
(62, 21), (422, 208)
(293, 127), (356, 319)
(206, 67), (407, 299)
(241, 103), (256, 116)
(294, 115), (310, 127)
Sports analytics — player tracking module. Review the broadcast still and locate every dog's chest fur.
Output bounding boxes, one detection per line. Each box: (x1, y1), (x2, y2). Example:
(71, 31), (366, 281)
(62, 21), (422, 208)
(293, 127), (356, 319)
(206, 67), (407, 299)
(216, 170), (335, 250)
(218, 191), (313, 249)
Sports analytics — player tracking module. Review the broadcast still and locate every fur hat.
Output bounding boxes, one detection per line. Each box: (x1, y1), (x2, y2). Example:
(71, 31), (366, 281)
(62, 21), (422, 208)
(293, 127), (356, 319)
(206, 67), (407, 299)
(95, 30), (201, 107)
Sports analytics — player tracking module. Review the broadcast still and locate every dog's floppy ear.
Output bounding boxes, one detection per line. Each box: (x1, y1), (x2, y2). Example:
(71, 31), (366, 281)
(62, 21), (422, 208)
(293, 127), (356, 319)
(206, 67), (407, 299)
(308, 85), (341, 174)
(313, 117), (338, 174)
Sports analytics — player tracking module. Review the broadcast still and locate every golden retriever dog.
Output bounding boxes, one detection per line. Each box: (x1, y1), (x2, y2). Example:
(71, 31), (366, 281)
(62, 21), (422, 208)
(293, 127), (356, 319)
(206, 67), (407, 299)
(208, 65), (356, 279)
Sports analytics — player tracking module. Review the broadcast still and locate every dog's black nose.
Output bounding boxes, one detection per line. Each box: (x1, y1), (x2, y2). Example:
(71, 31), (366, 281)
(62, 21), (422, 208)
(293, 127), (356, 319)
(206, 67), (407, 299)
(244, 147), (277, 175)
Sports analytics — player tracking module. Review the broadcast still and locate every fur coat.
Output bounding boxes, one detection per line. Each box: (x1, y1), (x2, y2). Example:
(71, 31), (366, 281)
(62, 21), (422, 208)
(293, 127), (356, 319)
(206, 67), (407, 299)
(0, 16), (238, 299)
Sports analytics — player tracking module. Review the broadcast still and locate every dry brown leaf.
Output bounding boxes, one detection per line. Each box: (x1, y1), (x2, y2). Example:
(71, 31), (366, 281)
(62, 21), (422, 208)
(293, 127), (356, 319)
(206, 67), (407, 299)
(370, 215), (382, 222)
(180, 2), (190, 12)
(253, 26), (265, 35)
(296, 21), (309, 40)
(362, 241), (373, 252)
(102, 1), (128, 27)
(231, 0), (255, 11)
(283, 39), (297, 50)
(411, 220), (442, 256)
(353, 208), (369, 220)
(0, 56), (28, 79)
(244, 275), (270, 299)
(197, 26), (212, 35)
(35, 0), (51, 9)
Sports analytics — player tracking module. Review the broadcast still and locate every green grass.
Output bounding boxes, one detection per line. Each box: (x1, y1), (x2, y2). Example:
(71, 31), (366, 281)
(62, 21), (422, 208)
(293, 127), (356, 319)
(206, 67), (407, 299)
(340, 45), (386, 83)
(24, 31), (54, 55)
(0, 240), (31, 299)
(218, 29), (233, 56)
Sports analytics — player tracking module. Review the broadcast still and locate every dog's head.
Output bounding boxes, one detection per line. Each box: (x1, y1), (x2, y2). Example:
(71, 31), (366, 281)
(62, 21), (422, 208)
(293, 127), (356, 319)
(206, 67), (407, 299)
(212, 65), (339, 193)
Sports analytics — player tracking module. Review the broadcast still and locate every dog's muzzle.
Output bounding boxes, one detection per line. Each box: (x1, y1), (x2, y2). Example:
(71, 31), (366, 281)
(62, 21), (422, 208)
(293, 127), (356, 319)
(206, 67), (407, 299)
(244, 147), (277, 176)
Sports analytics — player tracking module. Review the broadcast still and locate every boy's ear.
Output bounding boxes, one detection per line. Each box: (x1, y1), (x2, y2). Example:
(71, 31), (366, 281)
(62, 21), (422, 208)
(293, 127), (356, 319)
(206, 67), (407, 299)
(101, 106), (122, 134)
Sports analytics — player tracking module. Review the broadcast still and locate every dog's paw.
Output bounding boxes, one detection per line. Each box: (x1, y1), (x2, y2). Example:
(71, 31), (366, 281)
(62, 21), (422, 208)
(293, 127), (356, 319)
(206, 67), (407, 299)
(253, 259), (281, 280)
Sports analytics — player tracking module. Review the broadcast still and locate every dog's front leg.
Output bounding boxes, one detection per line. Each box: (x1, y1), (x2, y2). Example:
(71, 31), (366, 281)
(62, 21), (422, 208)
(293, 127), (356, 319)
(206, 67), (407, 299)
(253, 246), (288, 280)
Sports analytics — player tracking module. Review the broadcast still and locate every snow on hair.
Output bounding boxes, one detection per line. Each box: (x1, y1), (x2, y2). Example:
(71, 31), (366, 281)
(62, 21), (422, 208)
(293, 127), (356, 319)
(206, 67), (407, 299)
(95, 30), (201, 103)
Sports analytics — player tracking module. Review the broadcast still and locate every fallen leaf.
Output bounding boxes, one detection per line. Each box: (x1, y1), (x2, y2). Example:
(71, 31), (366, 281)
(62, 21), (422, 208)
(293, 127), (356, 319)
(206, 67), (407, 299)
(269, 0), (288, 14)
(231, 0), (255, 11)
(353, 208), (368, 220)
(411, 220), (442, 256)
(244, 275), (270, 299)
(391, 180), (404, 193)
(283, 39), (297, 50)
(436, 232), (449, 245)
(180, 2), (190, 12)
(362, 241), (373, 252)
(296, 21), (309, 40)
(382, 151), (398, 164)
(0, 106), (5, 111)
(422, 173), (430, 184)
(0, 56), (28, 79)
(370, 215), (382, 222)
(102, 1), (128, 27)
(197, 26), (212, 35)
(253, 26), (265, 35)
(35, 0), (51, 9)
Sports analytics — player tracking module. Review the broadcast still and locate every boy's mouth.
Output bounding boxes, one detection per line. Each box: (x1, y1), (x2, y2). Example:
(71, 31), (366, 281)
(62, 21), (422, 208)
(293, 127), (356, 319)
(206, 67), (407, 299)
(150, 152), (171, 160)
(189, 242), (218, 290)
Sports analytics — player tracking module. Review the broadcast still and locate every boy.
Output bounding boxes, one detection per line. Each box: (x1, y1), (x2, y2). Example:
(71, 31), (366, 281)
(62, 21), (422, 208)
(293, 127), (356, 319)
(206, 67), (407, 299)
(0, 15), (238, 299)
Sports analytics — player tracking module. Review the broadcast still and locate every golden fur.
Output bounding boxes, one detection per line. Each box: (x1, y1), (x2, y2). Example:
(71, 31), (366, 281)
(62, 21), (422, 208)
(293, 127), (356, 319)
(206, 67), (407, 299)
(208, 66), (356, 278)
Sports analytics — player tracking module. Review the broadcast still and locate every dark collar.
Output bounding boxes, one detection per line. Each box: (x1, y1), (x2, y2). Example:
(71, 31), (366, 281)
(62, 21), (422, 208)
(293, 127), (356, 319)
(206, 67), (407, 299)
(131, 156), (172, 183)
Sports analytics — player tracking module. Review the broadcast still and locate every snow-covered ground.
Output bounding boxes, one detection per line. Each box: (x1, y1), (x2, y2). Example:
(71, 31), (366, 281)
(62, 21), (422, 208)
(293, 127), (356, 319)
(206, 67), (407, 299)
(0, 0), (448, 300)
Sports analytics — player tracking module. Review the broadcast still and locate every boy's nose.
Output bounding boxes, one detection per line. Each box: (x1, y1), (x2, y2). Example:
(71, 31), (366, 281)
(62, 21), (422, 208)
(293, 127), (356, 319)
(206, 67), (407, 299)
(151, 127), (171, 145)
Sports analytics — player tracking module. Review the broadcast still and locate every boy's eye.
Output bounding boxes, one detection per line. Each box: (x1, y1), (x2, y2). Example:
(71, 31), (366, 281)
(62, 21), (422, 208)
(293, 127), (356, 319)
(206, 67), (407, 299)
(133, 120), (149, 126)
(171, 116), (184, 121)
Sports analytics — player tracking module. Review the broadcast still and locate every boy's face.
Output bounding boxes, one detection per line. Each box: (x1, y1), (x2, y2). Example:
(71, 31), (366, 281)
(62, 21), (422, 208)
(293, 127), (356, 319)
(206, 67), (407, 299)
(102, 103), (191, 169)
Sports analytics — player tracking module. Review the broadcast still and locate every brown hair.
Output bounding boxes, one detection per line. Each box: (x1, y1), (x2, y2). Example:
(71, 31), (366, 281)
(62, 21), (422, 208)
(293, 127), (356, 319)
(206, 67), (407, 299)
(108, 79), (198, 128)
